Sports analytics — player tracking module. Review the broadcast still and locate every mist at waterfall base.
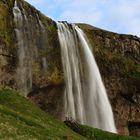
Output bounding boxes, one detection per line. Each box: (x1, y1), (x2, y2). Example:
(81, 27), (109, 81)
(12, 0), (116, 133)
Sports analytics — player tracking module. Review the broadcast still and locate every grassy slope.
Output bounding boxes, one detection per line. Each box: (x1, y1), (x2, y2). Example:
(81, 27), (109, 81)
(0, 89), (139, 140)
(0, 89), (86, 140)
(78, 124), (140, 140)
(65, 121), (140, 140)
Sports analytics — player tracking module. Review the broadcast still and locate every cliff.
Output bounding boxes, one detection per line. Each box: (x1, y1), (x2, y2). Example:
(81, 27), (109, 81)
(0, 0), (140, 138)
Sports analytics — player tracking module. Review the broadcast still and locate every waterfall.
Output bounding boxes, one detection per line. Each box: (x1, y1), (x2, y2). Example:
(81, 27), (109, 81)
(57, 22), (117, 133)
(36, 14), (47, 70)
(13, 0), (48, 96)
(12, 0), (116, 133)
(13, 0), (31, 96)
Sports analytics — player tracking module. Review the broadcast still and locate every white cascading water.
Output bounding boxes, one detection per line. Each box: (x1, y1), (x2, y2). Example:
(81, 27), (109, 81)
(36, 14), (47, 70)
(13, 0), (31, 96)
(57, 22), (117, 133)
(13, 0), (48, 96)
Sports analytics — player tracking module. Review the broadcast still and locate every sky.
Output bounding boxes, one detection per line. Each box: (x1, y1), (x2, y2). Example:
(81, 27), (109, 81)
(24, 0), (140, 37)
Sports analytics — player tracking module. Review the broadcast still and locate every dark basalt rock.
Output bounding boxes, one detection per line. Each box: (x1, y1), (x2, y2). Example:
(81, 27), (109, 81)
(128, 122), (140, 137)
(28, 83), (65, 119)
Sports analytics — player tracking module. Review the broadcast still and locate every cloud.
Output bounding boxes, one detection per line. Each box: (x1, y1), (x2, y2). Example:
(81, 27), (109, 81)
(102, 0), (140, 36)
(24, 0), (140, 36)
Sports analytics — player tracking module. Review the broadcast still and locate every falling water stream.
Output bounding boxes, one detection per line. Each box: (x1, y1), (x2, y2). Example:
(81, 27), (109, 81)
(57, 22), (117, 133)
(13, 0), (47, 96)
(13, 0), (31, 96)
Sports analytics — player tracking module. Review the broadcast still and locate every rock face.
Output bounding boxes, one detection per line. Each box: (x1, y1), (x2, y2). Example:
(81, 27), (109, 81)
(0, 0), (140, 137)
(28, 83), (65, 119)
(0, 0), (63, 91)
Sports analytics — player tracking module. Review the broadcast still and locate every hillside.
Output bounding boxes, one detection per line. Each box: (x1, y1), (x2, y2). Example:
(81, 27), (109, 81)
(0, 89), (87, 140)
(0, 89), (140, 140)
(0, 0), (140, 138)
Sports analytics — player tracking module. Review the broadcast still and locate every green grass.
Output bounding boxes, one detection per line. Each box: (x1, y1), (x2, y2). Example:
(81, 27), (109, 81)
(1, 89), (139, 140)
(0, 89), (87, 140)
(65, 121), (140, 140)
(78, 125), (140, 140)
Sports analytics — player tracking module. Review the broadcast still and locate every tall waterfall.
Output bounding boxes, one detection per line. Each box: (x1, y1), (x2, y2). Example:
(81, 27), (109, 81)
(57, 22), (117, 133)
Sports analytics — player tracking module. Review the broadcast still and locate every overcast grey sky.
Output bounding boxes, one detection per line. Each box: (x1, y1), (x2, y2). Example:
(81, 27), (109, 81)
(25, 0), (140, 36)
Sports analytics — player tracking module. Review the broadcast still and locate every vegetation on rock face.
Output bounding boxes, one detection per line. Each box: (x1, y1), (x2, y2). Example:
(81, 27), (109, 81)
(78, 24), (140, 81)
(0, 0), (15, 48)
(78, 24), (140, 136)
(0, 0), (63, 89)
(19, 0), (63, 87)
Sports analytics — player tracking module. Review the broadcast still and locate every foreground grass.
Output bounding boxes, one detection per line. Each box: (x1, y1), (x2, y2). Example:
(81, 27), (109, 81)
(65, 121), (140, 140)
(0, 89), (86, 140)
(78, 125), (140, 140)
(0, 89), (139, 140)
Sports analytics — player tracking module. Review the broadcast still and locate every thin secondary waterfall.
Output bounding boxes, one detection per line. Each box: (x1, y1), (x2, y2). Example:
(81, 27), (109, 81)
(57, 22), (117, 133)
(13, 0), (48, 96)
(13, 0), (31, 96)
(36, 14), (47, 70)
